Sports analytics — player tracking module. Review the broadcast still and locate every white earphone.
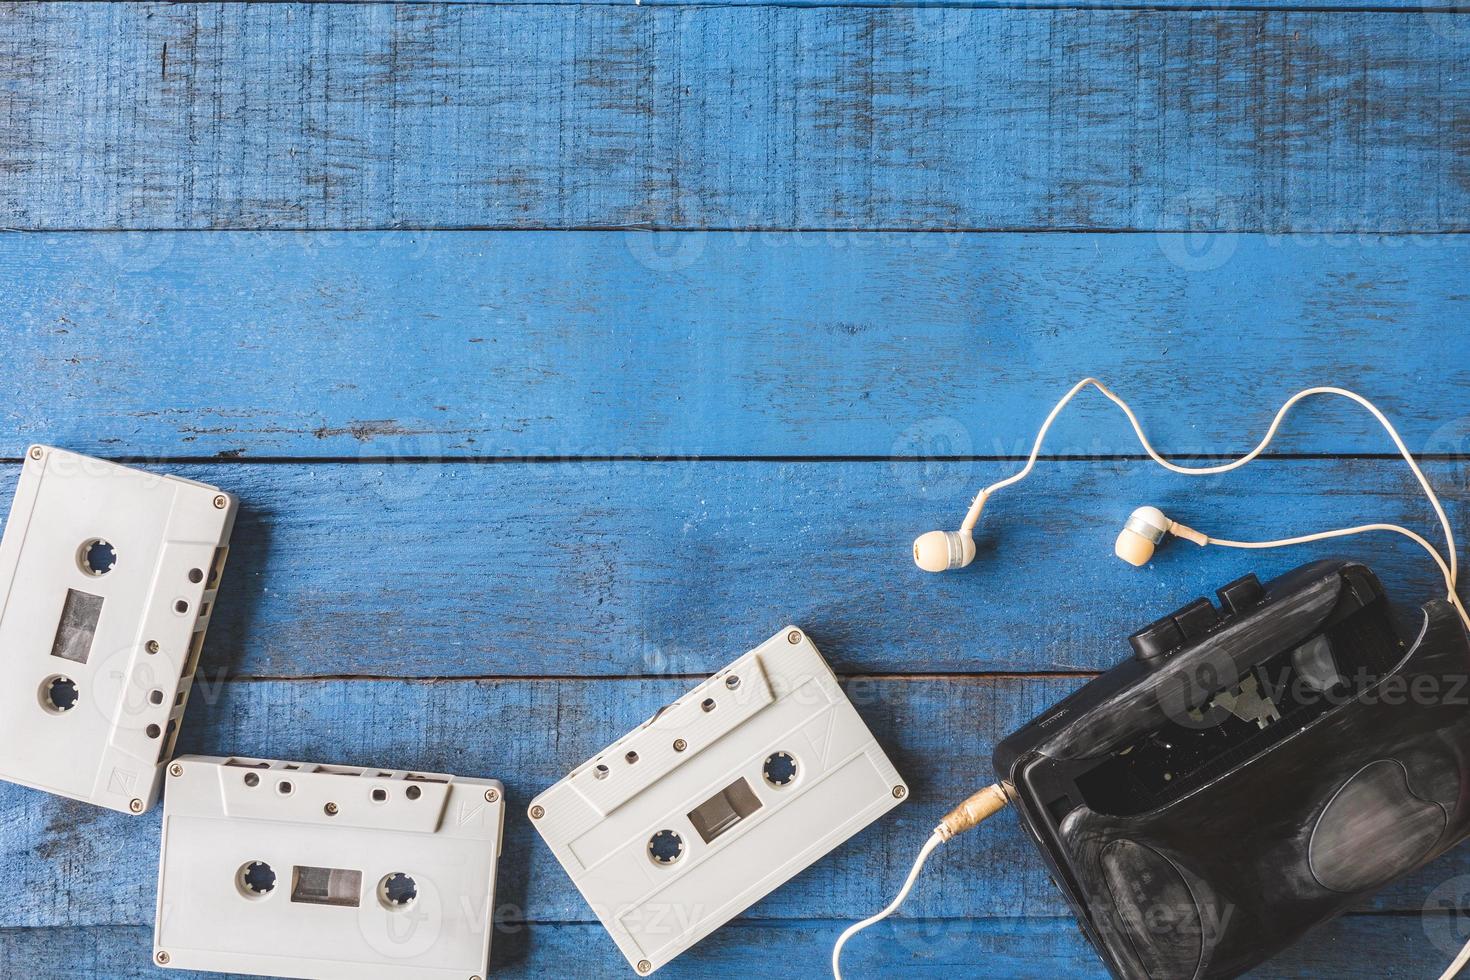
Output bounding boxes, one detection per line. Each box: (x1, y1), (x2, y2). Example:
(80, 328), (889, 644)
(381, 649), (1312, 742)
(1113, 505), (1208, 566)
(910, 379), (1468, 629)
(836, 378), (1470, 980)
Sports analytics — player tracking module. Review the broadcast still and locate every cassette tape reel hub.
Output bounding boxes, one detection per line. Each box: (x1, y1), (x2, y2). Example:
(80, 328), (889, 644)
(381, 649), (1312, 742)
(530, 627), (907, 974)
(154, 755), (507, 980)
(0, 446), (237, 813)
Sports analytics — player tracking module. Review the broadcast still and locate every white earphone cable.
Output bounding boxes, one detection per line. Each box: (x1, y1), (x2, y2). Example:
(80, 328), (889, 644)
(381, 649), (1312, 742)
(832, 783), (1010, 979)
(961, 378), (1461, 618)
(1441, 942), (1470, 980)
(830, 831), (943, 980)
(938, 379), (1470, 980)
(1205, 525), (1469, 633)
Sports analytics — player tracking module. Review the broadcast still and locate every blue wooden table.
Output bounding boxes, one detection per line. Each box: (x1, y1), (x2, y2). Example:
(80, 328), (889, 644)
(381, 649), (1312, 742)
(3, 2), (1469, 977)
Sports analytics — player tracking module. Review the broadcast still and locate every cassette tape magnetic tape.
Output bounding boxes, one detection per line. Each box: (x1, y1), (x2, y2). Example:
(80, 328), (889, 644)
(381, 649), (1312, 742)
(0, 446), (237, 814)
(154, 755), (507, 980)
(530, 626), (907, 975)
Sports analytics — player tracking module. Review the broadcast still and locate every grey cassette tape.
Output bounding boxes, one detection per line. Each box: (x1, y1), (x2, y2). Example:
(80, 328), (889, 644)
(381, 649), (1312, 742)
(530, 626), (907, 974)
(0, 446), (236, 814)
(154, 756), (507, 980)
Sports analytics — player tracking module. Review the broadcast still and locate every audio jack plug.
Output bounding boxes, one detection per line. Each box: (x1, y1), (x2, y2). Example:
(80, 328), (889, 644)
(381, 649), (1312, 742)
(831, 783), (1011, 979)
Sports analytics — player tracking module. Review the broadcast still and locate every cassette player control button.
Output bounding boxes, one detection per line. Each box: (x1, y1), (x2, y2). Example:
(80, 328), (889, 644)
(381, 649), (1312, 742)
(1129, 616), (1184, 663)
(1170, 597), (1219, 641)
(1217, 574), (1265, 616)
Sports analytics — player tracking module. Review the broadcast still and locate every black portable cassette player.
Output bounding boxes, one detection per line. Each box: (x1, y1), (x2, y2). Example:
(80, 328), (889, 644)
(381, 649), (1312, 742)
(995, 559), (1470, 979)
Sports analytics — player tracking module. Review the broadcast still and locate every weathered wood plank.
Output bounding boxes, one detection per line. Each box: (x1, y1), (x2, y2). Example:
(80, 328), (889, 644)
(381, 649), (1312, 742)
(0, 676), (1073, 929)
(0, 916), (1455, 979)
(42, 0), (1470, 8)
(4, 6), (1468, 231)
(6, 232), (1470, 459)
(0, 459), (1452, 677)
(1, 677), (1466, 931)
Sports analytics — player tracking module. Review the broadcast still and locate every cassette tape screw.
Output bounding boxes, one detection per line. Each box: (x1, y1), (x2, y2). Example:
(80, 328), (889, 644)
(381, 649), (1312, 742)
(169, 763), (183, 777)
(155, 951), (170, 966)
(146, 640), (160, 655)
(787, 630), (801, 644)
(530, 805), (545, 820)
(213, 494), (228, 510)
(129, 799), (144, 813)
(892, 786), (907, 800)
(324, 802), (339, 816)
(28, 447), (42, 461)
(484, 788), (500, 803)
(673, 739), (687, 752)
(637, 961), (652, 975)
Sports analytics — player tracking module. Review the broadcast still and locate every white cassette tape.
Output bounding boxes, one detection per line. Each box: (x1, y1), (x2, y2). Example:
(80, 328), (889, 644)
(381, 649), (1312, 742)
(0, 446), (236, 814)
(154, 755), (507, 980)
(530, 626), (907, 974)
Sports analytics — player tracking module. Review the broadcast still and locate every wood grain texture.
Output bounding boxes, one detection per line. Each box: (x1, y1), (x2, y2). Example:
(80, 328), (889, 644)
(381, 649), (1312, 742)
(0, 458), (1457, 677)
(35, 0), (1470, 8)
(8, 2), (1470, 977)
(1, 677), (1466, 933)
(4, 5), (1469, 231)
(0, 916), (1457, 980)
(7, 231), (1470, 459)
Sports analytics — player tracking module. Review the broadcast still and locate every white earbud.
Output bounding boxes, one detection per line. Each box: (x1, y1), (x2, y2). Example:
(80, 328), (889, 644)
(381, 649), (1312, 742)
(917, 506), (1202, 573)
(1114, 506), (1208, 566)
(913, 530), (975, 572)
(1114, 506), (1171, 566)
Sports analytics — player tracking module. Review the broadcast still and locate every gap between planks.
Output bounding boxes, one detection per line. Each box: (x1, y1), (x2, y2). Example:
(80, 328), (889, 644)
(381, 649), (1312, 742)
(0, 453), (1461, 466)
(216, 670), (1106, 682)
(7, 225), (1470, 234)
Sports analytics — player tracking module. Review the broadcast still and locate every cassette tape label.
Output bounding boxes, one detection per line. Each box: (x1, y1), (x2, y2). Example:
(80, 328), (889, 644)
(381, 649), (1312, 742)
(532, 627), (907, 974)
